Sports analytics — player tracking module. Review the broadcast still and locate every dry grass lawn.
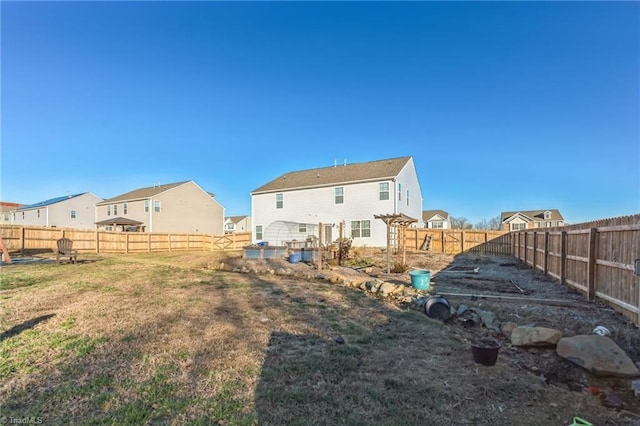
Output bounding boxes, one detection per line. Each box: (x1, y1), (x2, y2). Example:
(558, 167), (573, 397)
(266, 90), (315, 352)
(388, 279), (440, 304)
(1, 251), (638, 425)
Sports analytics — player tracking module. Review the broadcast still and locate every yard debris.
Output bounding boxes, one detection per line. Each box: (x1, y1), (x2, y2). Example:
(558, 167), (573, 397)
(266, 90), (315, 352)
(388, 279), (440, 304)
(335, 336), (345, 344)
(600, 392), (627, 410)
(593, 326), (611, 336)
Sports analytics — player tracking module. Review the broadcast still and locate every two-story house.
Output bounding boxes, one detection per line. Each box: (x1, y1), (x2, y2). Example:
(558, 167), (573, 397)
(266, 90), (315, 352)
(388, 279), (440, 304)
(250, 156), (423, 247)
(423, 210), (451, 229)
(95, 181), (224, 234)
(0, 202), (23, 225)
(224, 216), (251, 234)
(501, 209), (565, 231)
(13, 193), (103, 229)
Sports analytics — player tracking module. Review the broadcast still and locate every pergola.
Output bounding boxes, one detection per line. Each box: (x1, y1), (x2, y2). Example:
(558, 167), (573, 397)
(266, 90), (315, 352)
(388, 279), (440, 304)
(95, 217), (144, 232)
(374, 213), (418, 273)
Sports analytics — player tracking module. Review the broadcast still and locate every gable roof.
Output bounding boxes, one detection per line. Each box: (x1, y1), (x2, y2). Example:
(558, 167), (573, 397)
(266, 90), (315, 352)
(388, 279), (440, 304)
(422, 210), (450, 221)
(97, 181), (189, 205)
(17, 193), (86, 211)
(501, 209), (564, 223)
(251, 156), (413, 194)
(225, 215), (248, 224)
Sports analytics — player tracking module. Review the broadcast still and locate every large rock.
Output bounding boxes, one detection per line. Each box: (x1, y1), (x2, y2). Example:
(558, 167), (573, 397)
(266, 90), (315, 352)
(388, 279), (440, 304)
(378, 282), (397, 297)
(557, 335), (640, 378)
(510, 326), (562, 346)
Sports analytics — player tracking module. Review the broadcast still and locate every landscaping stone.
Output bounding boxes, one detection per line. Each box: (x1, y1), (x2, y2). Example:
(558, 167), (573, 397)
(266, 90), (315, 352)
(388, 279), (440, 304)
(556, 335), (640, 378)
(501, 322), (518, 339)
(378, 282), (397, 297)
(510, 326), (562, 347)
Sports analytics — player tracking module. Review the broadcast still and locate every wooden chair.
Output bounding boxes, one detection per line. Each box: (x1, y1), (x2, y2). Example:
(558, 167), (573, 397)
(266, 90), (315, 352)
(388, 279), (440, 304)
(56, 238), (78, 264)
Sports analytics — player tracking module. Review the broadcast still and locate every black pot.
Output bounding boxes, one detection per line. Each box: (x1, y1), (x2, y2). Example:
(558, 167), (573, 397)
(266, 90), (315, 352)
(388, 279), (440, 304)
(471, 339), (501, 366)
(424, 296), (451, 322)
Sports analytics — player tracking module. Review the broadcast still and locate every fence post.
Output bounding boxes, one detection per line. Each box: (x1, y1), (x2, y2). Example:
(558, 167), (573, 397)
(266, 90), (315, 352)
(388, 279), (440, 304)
(441, 230), (445, 253)
(543, 231), (549, 275)
(318, 222), (323, 271)
(587, 228), (597, 301)
(532, 231), (537, 271)
(20, 226), (25, 254)
(125, 233), (129, 254)
(523, 232), (528, 266)
(461, 231), (465, 254)
(148, 233), (151, 253)
(484, 232), (488, 255)
(560, 230), (566, 285)
(95, 230), (99, 253)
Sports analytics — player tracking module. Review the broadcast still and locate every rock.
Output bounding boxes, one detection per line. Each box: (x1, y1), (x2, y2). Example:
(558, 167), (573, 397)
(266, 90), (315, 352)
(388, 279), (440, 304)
(378, 282), (397, 297)
(501, 322), (518, 339)
(335, 336), (345, 344)
(476, 309), (501, 332)
(456, 304), (469, 316)
(557, 335), (640, 378)
(510, 326), (562, 347)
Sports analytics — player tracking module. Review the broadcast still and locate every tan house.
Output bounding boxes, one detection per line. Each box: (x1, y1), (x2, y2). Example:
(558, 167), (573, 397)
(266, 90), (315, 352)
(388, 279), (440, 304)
(13, 193), (103, 229)
(224, 215), (251, 234)
(501, 209), (565, 231)
(95, 181), (224, 234)
(422, 210), (451, 229)
(0, 202), (23, 225)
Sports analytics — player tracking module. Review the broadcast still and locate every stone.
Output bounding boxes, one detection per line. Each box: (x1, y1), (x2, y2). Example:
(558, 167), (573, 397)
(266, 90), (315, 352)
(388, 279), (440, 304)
(456, 304), (469, 316)
(501, 322), (518, 339)
(476, 309), (501, 333)
(556, 335), (640, 378)
(510, 326), (562, 346)
(378, 282), (397, 297)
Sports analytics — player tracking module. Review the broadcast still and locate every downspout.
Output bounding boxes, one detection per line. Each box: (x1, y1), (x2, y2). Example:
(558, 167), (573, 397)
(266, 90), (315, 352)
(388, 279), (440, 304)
(392, 178), (397, 214)
(46, 207), (49, 227)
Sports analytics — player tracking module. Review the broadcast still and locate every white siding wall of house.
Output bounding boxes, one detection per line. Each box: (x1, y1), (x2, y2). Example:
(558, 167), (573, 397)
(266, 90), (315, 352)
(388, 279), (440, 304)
(14, 193), (102, 229)
(394, 159), (423, 222)
(252, 178), (422, 247)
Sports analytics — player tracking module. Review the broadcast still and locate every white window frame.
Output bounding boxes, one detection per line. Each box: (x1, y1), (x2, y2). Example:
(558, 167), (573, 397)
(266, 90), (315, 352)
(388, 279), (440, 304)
(107, 205), (111, 216)
(123, 203), (128, 215)
(70, 210), (77, 219)
(379, 183), (389, 200)
(335, 187), (344, 204)
(431, 220), (443, 229)
(113, 204), (118, 216)
(398, 183), (402, 201)
(256, 225), (263, 240)
(154, 200), (161, 213)
(351, 220), (371, 238)
(276, 193), (283, 209)
(511, 222), (526, 231)
(144, 200), (149, 213)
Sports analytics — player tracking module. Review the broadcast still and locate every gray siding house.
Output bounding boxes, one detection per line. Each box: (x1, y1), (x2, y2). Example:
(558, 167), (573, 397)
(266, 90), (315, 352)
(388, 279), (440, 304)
(96, 181), (224, 234)
(13, 193), (103, 229)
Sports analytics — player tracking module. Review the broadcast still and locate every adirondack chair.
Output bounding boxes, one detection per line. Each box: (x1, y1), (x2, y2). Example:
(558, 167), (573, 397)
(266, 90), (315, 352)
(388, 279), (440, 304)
(56, 238), (78, 264)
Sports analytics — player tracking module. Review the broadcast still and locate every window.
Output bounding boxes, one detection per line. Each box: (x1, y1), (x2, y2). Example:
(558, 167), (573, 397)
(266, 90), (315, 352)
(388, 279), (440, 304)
(276, 193), (283, 209)
(299, 224), (307, 233)
(37, 209), (40, 218)
(256, 225), (263, 240)
(379, 183), (389, 200)
(398, 183), (402, 201)
(70, 210), (77, 219)
(123, 203), (128, 215)
(22, 212), (25, 219)
(335, 187), (344, 204)
(406, 190), (409, 206)
(544, 211), (551, 220)
(351, 220), (371, 238)
(107, 205), (111, 216)
(431, 220), (443, 229)
(511, 223), (526, 231)
(154, 201), (161, 213)
(113, 204), (118, 215)
(144, 200), (149, 213)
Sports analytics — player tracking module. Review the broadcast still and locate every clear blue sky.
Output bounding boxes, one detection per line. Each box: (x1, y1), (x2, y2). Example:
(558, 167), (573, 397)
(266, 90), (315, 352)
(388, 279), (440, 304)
(2, 1), (638, 226)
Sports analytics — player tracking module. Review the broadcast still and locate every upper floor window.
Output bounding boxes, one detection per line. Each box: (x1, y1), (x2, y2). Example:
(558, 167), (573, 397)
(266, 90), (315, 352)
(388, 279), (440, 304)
(406, 190), (409, 206)
(113, 204), (118, 215)
(256, 225), (263, 240)
(123, 203), (128, 215)
(276, 193), (283, 209)
(335, 187), (344, 204)
(351, 220), (371, 238)
(154, 201), (161, 213)
(398, 183), (402, 201)
(144, 200), (149, 213)
(431, 220), (443, 229)
(37, 209), (40, 218)
(107, 205), (111, 216)
(544, 211), (551, 220)
(299, 223), (307, 233)
(511, 222), (526, 231)
(70, 210), (77, 219)
(379, 183), (389, 200)
(22, 212), (25, 219)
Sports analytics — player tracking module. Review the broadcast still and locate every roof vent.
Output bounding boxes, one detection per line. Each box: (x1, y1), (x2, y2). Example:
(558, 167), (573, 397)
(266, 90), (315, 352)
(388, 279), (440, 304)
(343, 158), (347, 166)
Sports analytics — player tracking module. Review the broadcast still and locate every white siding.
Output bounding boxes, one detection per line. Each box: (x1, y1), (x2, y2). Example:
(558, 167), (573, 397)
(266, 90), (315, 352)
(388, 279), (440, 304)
(13, 193), (102, 229)
(252, 159), (423, 247)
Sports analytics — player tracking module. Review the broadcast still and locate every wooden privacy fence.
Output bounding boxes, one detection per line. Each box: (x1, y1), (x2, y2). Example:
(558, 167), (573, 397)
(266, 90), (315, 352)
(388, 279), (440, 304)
(403, 228), (511, 255)
(0, 225), (251, 254)
(512, 214), (640, 326)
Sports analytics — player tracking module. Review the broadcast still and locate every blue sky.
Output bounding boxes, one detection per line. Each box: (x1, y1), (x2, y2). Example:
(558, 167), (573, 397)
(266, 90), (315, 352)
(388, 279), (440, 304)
(2, 1), (638, 226)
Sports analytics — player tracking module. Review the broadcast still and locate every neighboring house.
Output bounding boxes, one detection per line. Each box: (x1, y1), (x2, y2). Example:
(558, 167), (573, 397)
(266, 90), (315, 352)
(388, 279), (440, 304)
(250, 156), (423, 247)
(224, 215), (251, 234)
(501, 209), (565, 231)
(422, 210), (451, 229)
(13, 193), (103, 229)
(0, 202), (23, 225)
(96, 181), (224, 234)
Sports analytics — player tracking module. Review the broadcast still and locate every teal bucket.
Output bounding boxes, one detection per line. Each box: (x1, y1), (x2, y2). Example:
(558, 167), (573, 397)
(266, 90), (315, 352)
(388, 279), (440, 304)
(409, 270), (431, 290)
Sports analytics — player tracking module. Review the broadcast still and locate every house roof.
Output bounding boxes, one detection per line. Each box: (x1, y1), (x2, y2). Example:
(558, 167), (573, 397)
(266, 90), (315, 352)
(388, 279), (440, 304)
(422, 210), (450, 221)
(97, 181), (189, 204)
(95, 217), (144, 226)
(251, 156), (413, 194)
(501, 209), (564, 223)
(225, 215), (248, 224)
(17, 194), (86, 211)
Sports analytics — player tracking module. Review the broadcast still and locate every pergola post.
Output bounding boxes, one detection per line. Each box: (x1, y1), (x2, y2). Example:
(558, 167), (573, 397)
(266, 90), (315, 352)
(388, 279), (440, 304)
(374, 213), (418, 273)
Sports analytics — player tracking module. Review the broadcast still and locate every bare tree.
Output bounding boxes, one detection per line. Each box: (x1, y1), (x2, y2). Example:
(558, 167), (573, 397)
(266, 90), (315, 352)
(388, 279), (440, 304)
(474, 216), (502, 230)
(451, 216), (473, 229)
